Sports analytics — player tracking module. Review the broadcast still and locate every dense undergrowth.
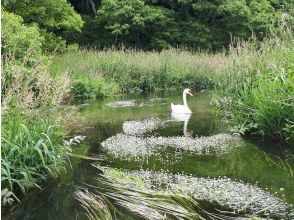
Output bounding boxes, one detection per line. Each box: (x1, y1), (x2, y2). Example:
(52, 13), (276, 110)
(1, 11), (73, 206)
(1, 53), (73, 206)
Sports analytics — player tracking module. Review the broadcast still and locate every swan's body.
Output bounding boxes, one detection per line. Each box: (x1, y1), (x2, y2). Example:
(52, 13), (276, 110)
(171, 89), (193, 114)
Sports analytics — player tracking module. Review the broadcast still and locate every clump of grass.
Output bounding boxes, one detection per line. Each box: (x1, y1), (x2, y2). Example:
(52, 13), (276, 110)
(71, 77), (118, 99)
(1, 51), (72, 205)
(2, 117), (71, 195)
(215, 27), (294, 143)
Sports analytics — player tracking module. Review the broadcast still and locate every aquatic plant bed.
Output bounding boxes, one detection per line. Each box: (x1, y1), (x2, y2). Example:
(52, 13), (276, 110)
(125, 169), (293, 218)
(102, 133), (241, 158)
(78, 166), (294, 219)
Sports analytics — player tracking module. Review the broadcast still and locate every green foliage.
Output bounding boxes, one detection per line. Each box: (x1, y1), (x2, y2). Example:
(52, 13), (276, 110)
(71, 78), (118, 99)
(3, 0), (83, 33)
(72, 0), (286, 50)
(95, 0), (171, 49)
(4, 0), (292, 51)
(1, 45), (72, 205)
(3, 0), (84, 52)
(51, 49), (219, 95)
(2, 114), (70, 197)
(2, 11), (43, 58)
(215, 30), (294, 142)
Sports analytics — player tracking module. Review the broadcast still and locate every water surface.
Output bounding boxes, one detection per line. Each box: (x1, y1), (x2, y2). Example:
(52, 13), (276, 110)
(8, 90), (294, 219)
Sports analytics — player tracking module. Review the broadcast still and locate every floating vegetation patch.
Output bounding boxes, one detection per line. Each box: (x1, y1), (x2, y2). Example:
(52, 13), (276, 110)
(148, 97), (168, 104)
(106, 100), (136, 108)
(76, 166), (293, 219)
(123, 118), (166, 135)
(77, 166), (238, 220)
(124, 170), (293, 218)
(149, 97), (165, 102)
(101, 133), (240, 159)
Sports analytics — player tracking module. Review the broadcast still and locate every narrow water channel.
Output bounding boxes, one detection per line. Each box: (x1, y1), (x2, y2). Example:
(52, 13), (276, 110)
(8, 91), (294, 219)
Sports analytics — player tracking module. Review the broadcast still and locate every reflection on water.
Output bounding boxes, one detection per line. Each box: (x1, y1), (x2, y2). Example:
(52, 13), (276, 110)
(6, 90), (294, 219)
(122, 118), (164, 135)
(171, 112), (192, 137)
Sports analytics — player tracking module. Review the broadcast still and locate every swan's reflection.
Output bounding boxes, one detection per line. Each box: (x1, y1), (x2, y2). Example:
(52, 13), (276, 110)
(171, 112), (192, 137)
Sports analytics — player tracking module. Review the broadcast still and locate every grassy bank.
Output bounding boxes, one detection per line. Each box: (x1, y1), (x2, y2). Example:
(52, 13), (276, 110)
(50, 49), (227, 97)
(1, 11), (76, 207)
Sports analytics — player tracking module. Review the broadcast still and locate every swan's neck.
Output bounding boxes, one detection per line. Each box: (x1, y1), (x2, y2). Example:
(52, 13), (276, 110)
(183, 93), (188, 107)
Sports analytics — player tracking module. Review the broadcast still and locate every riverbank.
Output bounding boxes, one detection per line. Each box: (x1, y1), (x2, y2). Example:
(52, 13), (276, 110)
(51, 32), (294, 143)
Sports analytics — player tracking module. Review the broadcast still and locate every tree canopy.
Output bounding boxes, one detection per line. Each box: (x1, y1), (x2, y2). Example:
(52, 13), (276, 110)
(2, 0), (293, 51)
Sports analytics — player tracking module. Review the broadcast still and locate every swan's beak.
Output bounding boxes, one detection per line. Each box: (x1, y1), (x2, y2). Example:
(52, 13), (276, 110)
(189, 92), (193, 96)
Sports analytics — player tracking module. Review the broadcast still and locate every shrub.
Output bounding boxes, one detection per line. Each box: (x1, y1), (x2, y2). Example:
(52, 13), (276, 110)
(71, 78), (118, 99)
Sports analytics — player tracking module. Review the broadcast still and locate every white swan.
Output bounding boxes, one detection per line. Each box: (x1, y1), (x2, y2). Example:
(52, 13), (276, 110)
(171, 88), (193, 114)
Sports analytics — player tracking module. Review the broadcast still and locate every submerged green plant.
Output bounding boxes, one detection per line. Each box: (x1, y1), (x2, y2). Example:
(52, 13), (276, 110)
(262, 152), (293, 177)
(75, 188), (112, 220)
(76, 166), (255, 220)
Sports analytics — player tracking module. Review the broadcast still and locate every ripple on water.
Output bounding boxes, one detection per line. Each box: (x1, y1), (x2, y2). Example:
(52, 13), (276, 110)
(101, 133), (241, 159)
(119, 169), (293, 218)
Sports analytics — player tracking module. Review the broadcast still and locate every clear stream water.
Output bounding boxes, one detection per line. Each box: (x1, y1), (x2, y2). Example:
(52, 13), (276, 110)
(7, 91), (294, 219)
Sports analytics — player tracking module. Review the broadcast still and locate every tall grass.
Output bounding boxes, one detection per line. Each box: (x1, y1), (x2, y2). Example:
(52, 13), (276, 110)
(50, 49), (227, 96)
(1, 51), (72, 205)
(215, 28), (294, 143)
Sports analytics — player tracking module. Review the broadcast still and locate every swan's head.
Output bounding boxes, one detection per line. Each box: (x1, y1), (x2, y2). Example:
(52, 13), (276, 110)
(183, 88), (193, 96)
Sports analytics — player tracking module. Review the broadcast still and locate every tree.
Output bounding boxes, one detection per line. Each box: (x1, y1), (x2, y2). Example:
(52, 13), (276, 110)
(3, 0), (84, 52)
(96, 0), (171, 48)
